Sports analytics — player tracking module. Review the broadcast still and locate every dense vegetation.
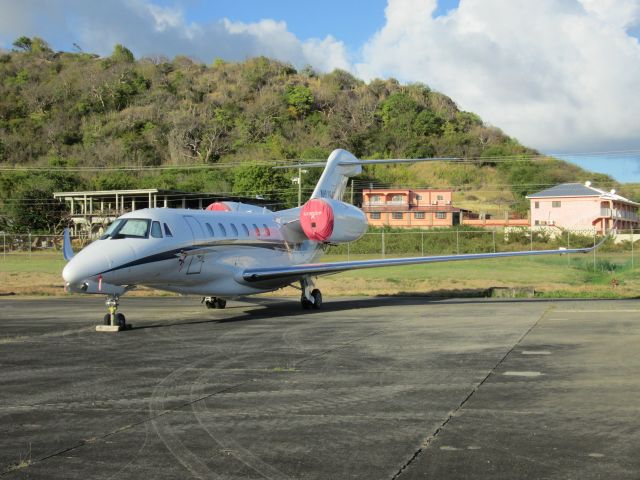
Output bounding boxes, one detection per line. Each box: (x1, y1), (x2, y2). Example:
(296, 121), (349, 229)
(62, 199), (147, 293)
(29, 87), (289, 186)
(0, 37), (619, 232)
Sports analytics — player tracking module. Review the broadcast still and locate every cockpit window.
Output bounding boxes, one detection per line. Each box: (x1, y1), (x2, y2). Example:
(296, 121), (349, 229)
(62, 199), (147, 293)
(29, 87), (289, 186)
(100, 220), (123, 239)
(151, 221), (163, 238)
(164, 223), (173, 237)
(101, 218), (150, 239)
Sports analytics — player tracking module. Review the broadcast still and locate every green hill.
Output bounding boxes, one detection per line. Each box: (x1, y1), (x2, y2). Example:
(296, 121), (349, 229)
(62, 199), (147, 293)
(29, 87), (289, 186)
(0, 37), (626, 231)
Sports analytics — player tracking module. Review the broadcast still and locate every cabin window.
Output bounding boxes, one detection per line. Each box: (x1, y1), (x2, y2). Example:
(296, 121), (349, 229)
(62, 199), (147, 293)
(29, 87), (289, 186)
(205, 222), (214, 236)
(150, 221), (163, 238)
(370, 212), (381, 219)
(252, 223), (260, 236)
(163, 223), (173, 237)
(241, 223), (250, 236)
(218, 223), (227, 237)
(263, 224), (271, 236)
(414, 212), (425, 219)
(436, 212), (446, 219)
(392, 212), (403, 220)
(552, 201), (561, 208)
(230, 223), (239, 237)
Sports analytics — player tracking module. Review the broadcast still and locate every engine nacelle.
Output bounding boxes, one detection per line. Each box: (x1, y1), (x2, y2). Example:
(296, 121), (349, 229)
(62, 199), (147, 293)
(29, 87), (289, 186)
(300, 198), (367, 243)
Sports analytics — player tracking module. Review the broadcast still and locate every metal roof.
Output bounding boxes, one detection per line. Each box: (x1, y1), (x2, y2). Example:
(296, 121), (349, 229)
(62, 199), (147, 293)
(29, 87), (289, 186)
(526, 183), (600, 198)
(527, 183), (639, 206)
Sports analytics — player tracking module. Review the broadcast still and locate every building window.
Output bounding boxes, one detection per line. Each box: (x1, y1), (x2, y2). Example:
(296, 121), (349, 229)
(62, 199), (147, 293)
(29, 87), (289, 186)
(370, 195), (382, 203)
(535, 202), (539, 209)
(415, 195), (422, 201)
(437, 195), (444, 201)
(414, 212), (425, 219)
(392, 212), (403, 220)
(552, 201), (561, 208)
(535, 220), (540, 225)
(391, 195), (404, 202)
(370, 212), (381, 219)
(436, 212), (446, 219)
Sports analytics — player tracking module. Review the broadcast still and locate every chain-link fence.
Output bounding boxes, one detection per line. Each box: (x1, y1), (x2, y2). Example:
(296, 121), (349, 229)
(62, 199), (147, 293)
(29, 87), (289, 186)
(1, 228), (638, 268)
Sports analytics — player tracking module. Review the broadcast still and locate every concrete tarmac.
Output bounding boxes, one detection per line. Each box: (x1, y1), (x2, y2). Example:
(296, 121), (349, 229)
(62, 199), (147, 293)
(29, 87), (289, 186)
(0, 296), (638, 479)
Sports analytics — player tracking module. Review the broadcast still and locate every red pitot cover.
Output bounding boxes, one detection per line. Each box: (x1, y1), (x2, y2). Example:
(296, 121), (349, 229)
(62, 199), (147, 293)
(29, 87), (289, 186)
(301, 199), (334, 242)
(205, 202), (231, 211)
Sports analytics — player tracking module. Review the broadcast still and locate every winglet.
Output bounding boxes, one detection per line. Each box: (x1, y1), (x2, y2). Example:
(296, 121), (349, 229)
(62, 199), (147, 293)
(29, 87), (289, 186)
(62, 228), (74, 262)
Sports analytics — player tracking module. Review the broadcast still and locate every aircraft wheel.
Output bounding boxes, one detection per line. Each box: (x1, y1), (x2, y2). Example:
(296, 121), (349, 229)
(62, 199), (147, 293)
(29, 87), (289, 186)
(301, 295), (312, 310)
(216, 299), (227, 309)
(103, 314), (111, 325)
(204, 298), (216, 309)
(311, 289), (322, 310)
(115, 313), (126, 328)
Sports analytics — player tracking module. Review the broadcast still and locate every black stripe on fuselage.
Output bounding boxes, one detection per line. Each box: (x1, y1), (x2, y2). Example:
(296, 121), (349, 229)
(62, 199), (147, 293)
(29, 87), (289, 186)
(96, 239), (297, 276)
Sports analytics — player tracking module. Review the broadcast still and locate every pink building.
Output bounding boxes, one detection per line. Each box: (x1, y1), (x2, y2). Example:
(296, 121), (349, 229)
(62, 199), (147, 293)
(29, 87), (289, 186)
(362, 188), (461, 228)
(527, 182), (639, 233)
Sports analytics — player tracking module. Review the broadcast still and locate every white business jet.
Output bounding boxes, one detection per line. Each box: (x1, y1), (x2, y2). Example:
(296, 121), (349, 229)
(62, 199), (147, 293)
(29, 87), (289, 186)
(62, 149), (601, 328)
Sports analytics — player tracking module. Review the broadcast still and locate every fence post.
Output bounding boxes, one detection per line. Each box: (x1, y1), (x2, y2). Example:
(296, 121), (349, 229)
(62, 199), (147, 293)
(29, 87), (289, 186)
(381, 231), (385, 259)
(456, 230), (460, 254)
(593, 230), (596, 270)
(632, 229), (634, 269)
(421, 232), (424, 256)
(347, 241), (350, 262)
(2, 232), (5, 261)
(492, 229), (496, 253)
(28, 232), (32, 259)
(530, 227), (533, 251)
(567, 230), (570, 266)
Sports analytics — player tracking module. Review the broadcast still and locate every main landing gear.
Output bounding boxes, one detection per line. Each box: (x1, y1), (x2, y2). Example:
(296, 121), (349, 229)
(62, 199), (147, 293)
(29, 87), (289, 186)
(96, 295), (131, 332)
(300, 277), (322, 310)
(202, 297), (227, 309)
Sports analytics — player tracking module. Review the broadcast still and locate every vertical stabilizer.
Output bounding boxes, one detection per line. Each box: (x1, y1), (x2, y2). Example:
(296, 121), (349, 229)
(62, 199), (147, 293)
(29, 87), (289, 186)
(310, 149), (361, 200)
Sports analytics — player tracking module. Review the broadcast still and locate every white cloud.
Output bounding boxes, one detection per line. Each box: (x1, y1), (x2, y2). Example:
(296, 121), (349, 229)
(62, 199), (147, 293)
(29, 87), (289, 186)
(355, 0), (640, 153)
(0, 0), (350, 71)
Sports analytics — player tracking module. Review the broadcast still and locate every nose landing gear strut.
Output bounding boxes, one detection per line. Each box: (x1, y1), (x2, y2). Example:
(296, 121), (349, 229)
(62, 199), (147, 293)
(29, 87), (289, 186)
(96, 295), (132, 332)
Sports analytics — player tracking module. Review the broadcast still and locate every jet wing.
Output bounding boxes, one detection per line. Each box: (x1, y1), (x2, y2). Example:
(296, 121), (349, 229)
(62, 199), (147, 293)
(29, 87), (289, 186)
(241, 241), (604, 282)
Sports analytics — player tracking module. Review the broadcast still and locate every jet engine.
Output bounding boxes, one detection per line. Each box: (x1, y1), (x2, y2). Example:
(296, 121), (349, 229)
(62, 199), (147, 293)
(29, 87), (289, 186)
(300, 198), (367, 243)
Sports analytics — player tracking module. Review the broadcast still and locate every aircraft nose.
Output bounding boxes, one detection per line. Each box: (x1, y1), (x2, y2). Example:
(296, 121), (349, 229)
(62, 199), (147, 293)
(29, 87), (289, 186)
(62, 250), (110, 291)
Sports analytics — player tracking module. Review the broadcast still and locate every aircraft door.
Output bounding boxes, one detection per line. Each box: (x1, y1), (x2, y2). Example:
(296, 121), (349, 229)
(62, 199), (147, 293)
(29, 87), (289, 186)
(182, 216), (206, 274)
(182, 215), (206, 241)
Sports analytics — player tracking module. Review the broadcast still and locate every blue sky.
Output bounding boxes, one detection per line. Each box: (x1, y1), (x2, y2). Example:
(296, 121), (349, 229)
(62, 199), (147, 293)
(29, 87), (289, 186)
(1, 0), (639, 183)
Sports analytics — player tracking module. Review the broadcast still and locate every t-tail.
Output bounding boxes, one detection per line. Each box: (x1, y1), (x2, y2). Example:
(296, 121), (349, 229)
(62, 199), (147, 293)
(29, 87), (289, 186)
(310, 149), (362, 200)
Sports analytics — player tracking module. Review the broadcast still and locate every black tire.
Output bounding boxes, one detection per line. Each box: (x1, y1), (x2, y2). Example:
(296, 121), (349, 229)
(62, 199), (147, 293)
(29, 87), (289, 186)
(301, 295), (312, 310)
(311, 289), (322, 310)
(115, 313), (126, 328)
(103, 314), (111, 326)
(216, 299), (227, 309)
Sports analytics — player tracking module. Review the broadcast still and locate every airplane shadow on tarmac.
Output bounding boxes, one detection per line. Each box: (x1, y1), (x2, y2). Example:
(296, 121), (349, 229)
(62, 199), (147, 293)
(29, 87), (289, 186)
(130, 293), (635, 332)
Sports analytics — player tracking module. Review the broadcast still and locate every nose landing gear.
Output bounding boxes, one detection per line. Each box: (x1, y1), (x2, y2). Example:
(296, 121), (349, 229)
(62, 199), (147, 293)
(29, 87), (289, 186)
(96, 295), (132, 332)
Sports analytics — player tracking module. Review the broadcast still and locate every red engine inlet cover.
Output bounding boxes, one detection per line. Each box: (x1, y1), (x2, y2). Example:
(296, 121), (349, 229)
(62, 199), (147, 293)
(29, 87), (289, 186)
(301, 199), (334, 242)
(205, 202), (231, 211)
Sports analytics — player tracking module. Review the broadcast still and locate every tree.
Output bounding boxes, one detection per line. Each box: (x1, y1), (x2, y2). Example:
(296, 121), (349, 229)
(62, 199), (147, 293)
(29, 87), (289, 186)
(12, 36), (32, 52)
(111, 44), (135, 63)
(232, 165), (291, 200)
